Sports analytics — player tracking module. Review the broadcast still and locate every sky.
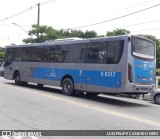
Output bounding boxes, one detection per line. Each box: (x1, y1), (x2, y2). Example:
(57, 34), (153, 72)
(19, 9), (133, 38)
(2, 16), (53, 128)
(0, 0), (160, 47)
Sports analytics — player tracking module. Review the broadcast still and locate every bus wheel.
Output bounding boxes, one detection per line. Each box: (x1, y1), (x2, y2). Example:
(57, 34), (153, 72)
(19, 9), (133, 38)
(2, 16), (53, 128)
(154, 93), (160, 105)
(62, 78), (75, 96)
(15, 72), (21, 85)
(86, 93), (99, 97)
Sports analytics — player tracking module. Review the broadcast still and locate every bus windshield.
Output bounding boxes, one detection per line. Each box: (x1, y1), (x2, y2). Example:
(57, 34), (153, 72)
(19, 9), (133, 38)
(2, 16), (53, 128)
(132, 37), (155, 60)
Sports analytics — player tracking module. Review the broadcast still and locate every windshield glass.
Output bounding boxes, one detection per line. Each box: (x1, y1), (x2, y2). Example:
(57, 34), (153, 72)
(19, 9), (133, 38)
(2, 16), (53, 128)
(4, 48), (15, 67)
(132, 37), (155, 60)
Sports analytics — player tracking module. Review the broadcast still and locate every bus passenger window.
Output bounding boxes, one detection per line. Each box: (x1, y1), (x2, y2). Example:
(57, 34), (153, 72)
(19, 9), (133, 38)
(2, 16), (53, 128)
(80, 42), (105, 63)
(28, 47), (43, 62)
(14, 47), (28, 61)
(68, 44), (82, 63)
(106, 40), (124, 64)
(43, 45), (69, 63)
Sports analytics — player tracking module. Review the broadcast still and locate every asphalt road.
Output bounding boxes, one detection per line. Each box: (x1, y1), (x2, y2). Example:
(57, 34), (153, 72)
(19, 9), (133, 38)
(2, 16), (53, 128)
(0, 77), (160, 139)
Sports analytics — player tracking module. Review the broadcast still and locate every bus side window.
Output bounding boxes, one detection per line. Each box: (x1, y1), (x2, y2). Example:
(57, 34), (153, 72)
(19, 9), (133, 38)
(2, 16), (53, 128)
(100, 44), (107, 63)
(28, 47), (43, 62)
(68, 44), (82, 63)
(89, 42), (103, 63)
(14, 47), (28, 61)
(43, 45), (69, 63)
(43, 46), (53, 62)
(79, 44), (88, 62)
(80, 42), (105, 64)
(106, 40), (124, 64)
(82, 46), (93, 63)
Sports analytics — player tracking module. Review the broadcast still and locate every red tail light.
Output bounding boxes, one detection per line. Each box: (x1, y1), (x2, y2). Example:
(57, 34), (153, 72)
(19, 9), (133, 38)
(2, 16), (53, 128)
(128, 63), (133, 83)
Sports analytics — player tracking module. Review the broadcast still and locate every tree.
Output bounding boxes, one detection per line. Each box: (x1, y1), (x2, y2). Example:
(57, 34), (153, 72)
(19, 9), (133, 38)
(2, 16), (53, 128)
(23, 25), (98, 44)
(0, 47), (5, 61)
(156, 46), (160, 68)
(59, 29), (85, 38)
(106, 28), (130, 36)
(84, 30), (97, 38)
(23, 25), (59, 43)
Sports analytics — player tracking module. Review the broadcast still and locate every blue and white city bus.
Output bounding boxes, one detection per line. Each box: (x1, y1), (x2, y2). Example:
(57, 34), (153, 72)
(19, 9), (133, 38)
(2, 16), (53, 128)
(3, 35), (156, 96)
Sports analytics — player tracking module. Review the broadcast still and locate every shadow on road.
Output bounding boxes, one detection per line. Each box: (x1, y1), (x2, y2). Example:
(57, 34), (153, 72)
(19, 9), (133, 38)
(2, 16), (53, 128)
(6, 82), (151, 108)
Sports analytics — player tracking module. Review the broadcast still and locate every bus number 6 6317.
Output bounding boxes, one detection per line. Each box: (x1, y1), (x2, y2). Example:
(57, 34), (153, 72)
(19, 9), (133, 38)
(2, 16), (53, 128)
(101, 71), (116, 77)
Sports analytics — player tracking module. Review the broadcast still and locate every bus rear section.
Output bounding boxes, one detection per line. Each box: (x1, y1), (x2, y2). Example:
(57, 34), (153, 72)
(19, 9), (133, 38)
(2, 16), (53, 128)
(125, 36), (156, 94)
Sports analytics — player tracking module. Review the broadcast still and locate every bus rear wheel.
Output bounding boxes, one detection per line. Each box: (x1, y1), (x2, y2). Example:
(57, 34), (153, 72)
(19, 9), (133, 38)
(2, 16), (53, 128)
(62, 78), (75, 96)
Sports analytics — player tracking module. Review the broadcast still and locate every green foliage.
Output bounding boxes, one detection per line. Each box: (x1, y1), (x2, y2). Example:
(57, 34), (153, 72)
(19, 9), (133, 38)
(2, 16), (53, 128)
(106, 28), (130, 36)
(23, 25), (58, 43)
(0, 47), (5, 61)
(158, 78), (160, 86)
(156, 46), (160, 68)
(156, 69), (160, 76)
(84, 30), (97, 38)
(23, 25), (97, 43)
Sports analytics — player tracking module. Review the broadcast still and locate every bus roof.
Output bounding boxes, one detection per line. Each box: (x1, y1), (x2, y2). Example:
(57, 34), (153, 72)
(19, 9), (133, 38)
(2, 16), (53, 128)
(6, 35), (133, 48)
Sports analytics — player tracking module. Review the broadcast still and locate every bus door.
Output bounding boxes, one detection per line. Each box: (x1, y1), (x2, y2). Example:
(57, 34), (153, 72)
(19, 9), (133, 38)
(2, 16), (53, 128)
(82, 40), (124, 93)
(67, 43), (87, 91)
(29, 46), (44, 82)
(76, 69), (87, 91)
(83, 41), (119, 92)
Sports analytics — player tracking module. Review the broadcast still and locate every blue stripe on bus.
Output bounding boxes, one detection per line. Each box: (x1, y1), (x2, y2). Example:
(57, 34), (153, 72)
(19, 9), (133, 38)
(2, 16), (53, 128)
(31, 67), (122, 88)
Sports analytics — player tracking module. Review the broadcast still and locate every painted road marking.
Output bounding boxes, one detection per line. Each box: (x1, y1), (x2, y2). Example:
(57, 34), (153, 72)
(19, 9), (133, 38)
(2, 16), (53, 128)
(1, 82), (160, 127)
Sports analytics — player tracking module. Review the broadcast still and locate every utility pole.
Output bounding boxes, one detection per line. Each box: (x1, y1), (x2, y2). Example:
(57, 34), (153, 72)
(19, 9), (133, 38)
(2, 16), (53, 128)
(37, 3), (40, 38)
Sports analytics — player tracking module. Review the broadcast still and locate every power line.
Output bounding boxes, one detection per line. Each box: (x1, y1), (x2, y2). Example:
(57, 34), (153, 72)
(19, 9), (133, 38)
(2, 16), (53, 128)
(119, 18), (160, 28)
(92, 0), (156, 19)
(4, 17), (160, 29)
(132, 27), (160, 33)
(1, 9), (160, 30)
(41, 0), (60, 6)
(70, 3), (160, 29)
(96, 17), (160, 33)
(0, 0), (60, 23)
(0, 24), (12, 26)
(0, 24), (31, 27)
(97, 26), (160, 35)
(0, 5), (37, 23)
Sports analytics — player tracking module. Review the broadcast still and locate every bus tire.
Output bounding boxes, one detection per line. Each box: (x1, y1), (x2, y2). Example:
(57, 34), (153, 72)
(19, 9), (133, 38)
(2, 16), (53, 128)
(15, 72), (21, 85)
(154, 93), (160, 105)
(62, 78), (75, 96)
